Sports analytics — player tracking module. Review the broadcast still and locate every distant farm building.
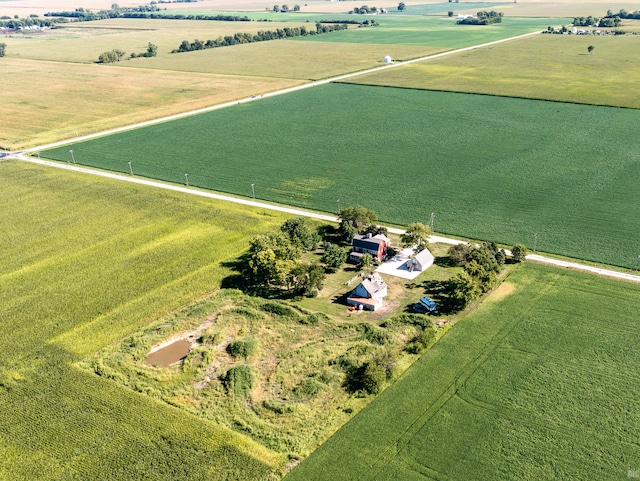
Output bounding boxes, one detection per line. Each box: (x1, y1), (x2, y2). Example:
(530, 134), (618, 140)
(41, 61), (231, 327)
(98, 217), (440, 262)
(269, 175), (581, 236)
(383, 55), (393, 63)
(405, 248), (434, 272)
(349, 233), (390, 262)
(347, 272), (388, 311)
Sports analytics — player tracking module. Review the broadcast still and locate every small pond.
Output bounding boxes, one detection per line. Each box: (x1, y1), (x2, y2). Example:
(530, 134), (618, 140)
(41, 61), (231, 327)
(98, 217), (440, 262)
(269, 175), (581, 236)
(144, 339), (191, 367)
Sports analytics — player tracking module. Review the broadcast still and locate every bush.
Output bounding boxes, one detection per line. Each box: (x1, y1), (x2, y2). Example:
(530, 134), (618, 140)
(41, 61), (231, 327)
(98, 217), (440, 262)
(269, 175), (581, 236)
(406, 327), (437, 354)
(360, 324), (392, 345)
(511, 244), (527, 262)
(262, 301), (299, 318)
(293, 378), (325, 399)
(226, 338), (258, 359)
(300, 312), (329, 325)
(361, 361), (386, 394)
(221, 364), (255, 398)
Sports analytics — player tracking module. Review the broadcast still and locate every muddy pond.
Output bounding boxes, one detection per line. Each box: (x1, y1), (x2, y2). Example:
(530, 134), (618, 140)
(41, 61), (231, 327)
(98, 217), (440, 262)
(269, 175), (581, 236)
(144, 339), (191, 367)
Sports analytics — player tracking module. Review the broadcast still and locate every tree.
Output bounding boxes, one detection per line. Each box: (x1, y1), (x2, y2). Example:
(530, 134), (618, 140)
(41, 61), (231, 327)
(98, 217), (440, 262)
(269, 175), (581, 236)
(339, 205), (378, 231)
(293, 4), (300, 11)
(146, 42), (158, 57)
(321, 243), (347, 272)
(448, 271), (480, 310)
(448, 243), (472, 265)
(281, 4), (289, 12)
(0, 43), (6, 57)
(273, 4), (280, 12)
(280, 217), (319, 251)
(397, 2), (406, 11)
(587, 45), (595, 54)
(359, 253), (373, 270)
(98, 50), (118, 63)
(511, 244), (527, 262)
(448, 11), (454, 17)
(401, 222), (432, 249)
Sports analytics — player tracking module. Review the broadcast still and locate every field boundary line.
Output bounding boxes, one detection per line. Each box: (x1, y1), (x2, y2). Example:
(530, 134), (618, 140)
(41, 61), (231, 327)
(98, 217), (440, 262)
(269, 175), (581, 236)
(11, 155), (640, 285)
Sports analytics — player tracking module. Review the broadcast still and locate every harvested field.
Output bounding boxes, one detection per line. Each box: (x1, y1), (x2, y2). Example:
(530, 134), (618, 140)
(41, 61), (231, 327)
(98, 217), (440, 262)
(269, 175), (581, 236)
(346, 32), (640, 108)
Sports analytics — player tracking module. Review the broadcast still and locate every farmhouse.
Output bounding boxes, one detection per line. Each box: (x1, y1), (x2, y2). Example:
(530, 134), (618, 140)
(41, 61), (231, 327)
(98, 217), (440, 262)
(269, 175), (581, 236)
(349, 233), (390, 262)
(405, 248), (434, 272)
(347, 272), (388, 311)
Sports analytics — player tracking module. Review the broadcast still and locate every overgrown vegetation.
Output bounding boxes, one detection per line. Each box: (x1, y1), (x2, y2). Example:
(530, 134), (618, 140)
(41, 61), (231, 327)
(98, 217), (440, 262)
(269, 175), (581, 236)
(286, 264), (640, 480)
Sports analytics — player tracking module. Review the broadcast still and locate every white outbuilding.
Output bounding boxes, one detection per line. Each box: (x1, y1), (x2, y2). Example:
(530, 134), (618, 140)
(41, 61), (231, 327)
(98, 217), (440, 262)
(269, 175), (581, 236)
(383, 55), (393, 63)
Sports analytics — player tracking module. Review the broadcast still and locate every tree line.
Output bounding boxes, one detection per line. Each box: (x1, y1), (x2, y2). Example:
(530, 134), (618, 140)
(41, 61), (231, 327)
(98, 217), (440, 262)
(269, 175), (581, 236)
(172, 22), (354, 53)
(573, 15), (621, 27)
(45, 4), (254, 22)
(457, 11), (503, 25)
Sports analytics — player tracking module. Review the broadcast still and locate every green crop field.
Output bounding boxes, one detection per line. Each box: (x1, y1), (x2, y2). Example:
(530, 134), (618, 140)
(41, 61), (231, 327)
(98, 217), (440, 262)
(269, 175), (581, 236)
(286, 262), (640, 480)
(294, 15), (557, 47)
(42, 83), (640, 269)
(0, 160), (291, 479)
(347, 32), (640, 109)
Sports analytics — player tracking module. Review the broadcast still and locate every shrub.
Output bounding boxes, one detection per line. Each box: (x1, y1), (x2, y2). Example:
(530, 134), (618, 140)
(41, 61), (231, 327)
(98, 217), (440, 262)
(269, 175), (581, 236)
(262, 399), (294, 414)
(361, 324), (392, 345)
(226, 338), (258, 359)
(293, 378), (325, 399)
(361, 361), (386, 394)
(300, 312), (329, 325)
(262, 301), (299, 318)
(221, 364), (255, 398)
(406, 327), (437, 354)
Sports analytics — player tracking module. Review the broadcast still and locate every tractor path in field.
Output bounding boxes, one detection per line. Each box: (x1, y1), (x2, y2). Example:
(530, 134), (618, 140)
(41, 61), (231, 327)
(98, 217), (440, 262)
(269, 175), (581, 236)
(17, 30), (541, 154)
(13, 155), (640, 285)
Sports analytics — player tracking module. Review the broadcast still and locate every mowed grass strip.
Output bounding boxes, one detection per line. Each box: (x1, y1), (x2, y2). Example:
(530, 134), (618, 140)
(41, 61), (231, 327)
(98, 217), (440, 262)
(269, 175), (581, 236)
(0, 58), (301, 150)
(346, 33), (640, 108)
(0, 160), (290, 479)
(286, 263), (640, 480)
(43, 83), (640, 269)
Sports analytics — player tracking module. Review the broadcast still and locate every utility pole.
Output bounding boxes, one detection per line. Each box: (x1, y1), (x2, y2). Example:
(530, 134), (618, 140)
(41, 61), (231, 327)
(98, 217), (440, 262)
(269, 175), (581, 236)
(69, 150), (75, 164)
(429, 212), (435, 231)
(185, 173), (189, 186)
(533, 233), (538, 252)
(251, 183), (255, 198)
(128, 161), (133, 175)
(337, 199), (340, 214)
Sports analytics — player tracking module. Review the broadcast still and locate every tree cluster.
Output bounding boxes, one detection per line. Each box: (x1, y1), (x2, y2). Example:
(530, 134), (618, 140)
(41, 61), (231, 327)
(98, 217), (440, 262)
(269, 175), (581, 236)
(172, 23), (350, 53)
(573, 15), (621, 27)
(447, 242), (506, 309)
(272, 4), (300, 12)
(350, 5), (383, 16)
(130, 42), (158, 58)
(97, 49), (126, 63)
(337, 205), (382, 243)
(0, 15), (61, 29)
(457, 11), (503, 25)
(606, 9), (640, 20)
(243, 217), (325, 297)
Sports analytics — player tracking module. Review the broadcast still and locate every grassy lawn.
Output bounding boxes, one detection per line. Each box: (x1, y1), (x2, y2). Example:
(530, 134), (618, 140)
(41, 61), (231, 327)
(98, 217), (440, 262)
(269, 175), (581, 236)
(286, 262), (640, 480)
(346, 32), (640, 108)
(0, 160), (292, 479)
(42, 83), (640, 269)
